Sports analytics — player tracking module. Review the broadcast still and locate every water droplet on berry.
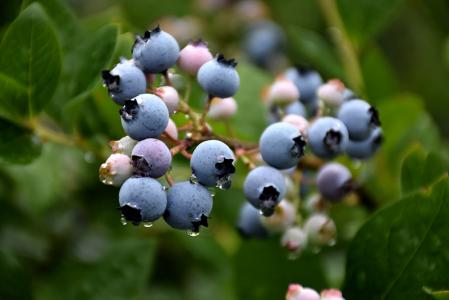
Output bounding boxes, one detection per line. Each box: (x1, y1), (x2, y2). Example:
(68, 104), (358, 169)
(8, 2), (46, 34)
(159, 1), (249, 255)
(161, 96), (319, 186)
(162, 185), (169, 191)
(207, 187), (216, 197)
(189, 173), (198, 184)
(120, 215), (128, 226)
(142, 221), (153, 228)
(99, 163), (114, 185)
(187, 230), (200, 237)
(258, 209), (264, 216)
(215, 176), (231, 190)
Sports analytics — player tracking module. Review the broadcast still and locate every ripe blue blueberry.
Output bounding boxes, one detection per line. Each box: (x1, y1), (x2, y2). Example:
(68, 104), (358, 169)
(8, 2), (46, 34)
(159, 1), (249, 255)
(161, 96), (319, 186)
(163, 181), (213, 233)
(118, 177), (167, 225)
(337, 99), (380, 141)
(131, 138), (172, 178)
(307, 117), (349, 159)
(242, 21), (285, 69)
(243, 166), (286, 216)
(237, 202), (268, 239)
(317, 162), (352, 202)
(190, 140), (236, 189)
(132, 26), (180, 74)
(345, 127), (383, 159)
(285, 101), (306, 117)
(120, 94), (169, 140)
(284, 66), (323, 103)
(102, 59), (147, 105)
(197, 54), (240, 98)
(259, 122), (306, 169)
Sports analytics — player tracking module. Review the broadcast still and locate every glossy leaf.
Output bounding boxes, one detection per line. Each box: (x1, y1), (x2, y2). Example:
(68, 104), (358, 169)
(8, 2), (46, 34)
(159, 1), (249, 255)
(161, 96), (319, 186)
(343, 179), (449, 299)
(0, 3), (61, 119)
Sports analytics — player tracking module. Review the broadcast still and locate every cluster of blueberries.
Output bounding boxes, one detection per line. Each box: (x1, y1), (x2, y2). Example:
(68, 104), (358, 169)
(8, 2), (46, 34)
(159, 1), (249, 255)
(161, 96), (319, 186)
(100, 26), (240, 235)
(286, 283), (346, 300)
(236, 67), (382, 257)
(98, 25), (383, 247)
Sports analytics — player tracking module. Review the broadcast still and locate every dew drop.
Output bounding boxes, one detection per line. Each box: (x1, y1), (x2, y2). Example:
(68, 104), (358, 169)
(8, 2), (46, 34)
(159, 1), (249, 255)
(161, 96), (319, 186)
(187, 229), (200, 237)
(189, 173), (198, 184)
(215, 176), (231, 190)
(184, 114), (191, 119)
(207, 187), (216, 197)
(120, 215), (128, 226)
(162, 185), (169, 191)
(173, 110), (177, 114)
(99, 163), (114, 185)
(142, 221), (153, 228)
(258, 209), (264, 216)
(185, 132), (193, 139)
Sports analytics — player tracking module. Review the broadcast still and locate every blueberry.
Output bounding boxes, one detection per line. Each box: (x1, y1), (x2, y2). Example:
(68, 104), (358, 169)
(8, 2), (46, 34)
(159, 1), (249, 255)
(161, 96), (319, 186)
(337, 99), (380, 141)
(243, 166), (286, 216)
(242, 21), (285, 69)
(317, 79), (346, 107)
(317, 163), (352, 202)
(120, 94), (169, 140)
(102, 59), (147, 105)
(177, 40), (213, 76)
(284, 66), (323, 103)
(307, 117), (349, 159)
(259, 122), (306, 169)
(285, 101), (306, 117)
(131, 138), (172, 178)
(345, 127), (383, 159)
(190, 140), (236, 188)
(163, 181), (213, 233)
(118, 177), (167, 225)
(267, 78), (299, 105)
(99, 154), (133, 186)
(132, 26), (180, 74)
(236, 202), (268, 239)
(197, 54), (240, 98)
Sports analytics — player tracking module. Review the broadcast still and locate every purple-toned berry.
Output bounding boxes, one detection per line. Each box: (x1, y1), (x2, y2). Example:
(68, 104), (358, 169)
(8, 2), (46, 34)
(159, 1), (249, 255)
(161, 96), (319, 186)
(131, 138), (172, 178)
(316, 163), (352, 202)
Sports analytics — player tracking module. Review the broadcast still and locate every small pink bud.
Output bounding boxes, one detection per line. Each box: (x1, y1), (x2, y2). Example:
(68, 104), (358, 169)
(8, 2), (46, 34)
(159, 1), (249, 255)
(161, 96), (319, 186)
(155, 86), (179, 114)
(262, 199), (296, 233)
(99, 154), (133, 186)
(207, 97), (237, 120)
(109, 136), (137, 157)
(321, 289), (345, 300)
(281, 227), (307, 255)
(317, 79), (346, 107)
(304, 214), (337, 247)
(177, 40), (214, 75)
(282, 114), (309, 136)
(165, 118), (178, 140)
(267, 77), (300, 105)
(286, 284), (320, 300)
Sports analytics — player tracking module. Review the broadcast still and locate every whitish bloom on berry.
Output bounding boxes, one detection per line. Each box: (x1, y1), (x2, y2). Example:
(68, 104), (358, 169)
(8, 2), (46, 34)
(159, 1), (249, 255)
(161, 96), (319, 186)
(317, 79), (345, 107)
(267, 77), (300, 105)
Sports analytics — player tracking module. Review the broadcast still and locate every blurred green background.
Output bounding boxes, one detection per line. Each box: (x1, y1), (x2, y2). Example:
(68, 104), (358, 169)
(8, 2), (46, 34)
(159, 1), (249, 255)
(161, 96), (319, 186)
(1, 0), (449, 299)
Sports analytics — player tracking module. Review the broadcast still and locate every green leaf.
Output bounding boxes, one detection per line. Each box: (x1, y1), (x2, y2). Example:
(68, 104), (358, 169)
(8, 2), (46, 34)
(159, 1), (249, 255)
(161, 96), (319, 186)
(424, 287), (449, 300)
(287, 27), (343, 78)
(0, 253), (32, 300)
(0, 3), (61, 119)
(54, 24), (117, 108)
(0, 118), (42, 164)
(36, 238), (157, 300)
(343, 179), (449, 299)
(401, 147), (448, 196)
(233, 63), (271, 141)
(337, 0), (406, 45)
(234, 238), (327, 299)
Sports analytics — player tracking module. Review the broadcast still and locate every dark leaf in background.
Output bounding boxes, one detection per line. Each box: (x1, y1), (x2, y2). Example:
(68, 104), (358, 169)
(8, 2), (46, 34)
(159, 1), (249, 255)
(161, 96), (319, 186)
(0, 3), (61, 120)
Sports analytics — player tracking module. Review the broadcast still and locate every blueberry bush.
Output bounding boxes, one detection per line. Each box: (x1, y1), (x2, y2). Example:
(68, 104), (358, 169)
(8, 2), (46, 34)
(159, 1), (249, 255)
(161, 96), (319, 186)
(1, 1), (449, 300)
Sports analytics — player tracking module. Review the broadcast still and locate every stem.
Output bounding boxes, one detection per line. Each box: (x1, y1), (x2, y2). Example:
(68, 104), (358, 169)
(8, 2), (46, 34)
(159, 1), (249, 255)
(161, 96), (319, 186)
(318, 0), (364, 94)
(200, 94), (213, 127)
(162, 70), (172, 86)
(165, 173), (175, 187)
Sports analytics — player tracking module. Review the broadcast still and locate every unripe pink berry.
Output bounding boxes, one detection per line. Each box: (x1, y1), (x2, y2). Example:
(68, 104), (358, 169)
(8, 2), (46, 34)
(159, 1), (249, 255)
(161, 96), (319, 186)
(99, 154), (133, 186)
(317, 79), (345, 107)
(109, 136), (138, 157)
(262, 199), (296, 233)
(286, 284), (320, 300)
(281, 226), (307, 255)
(282, 114), (309, 136)
(165, 118), (178, 140)
(207, 97), (237, 120)
(177, 40), (213, 75)
(267, 77), (300, 105)
(304, 214), (337, 246)
(155, 86), (179, 114)
(321, 289), (345, 300)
